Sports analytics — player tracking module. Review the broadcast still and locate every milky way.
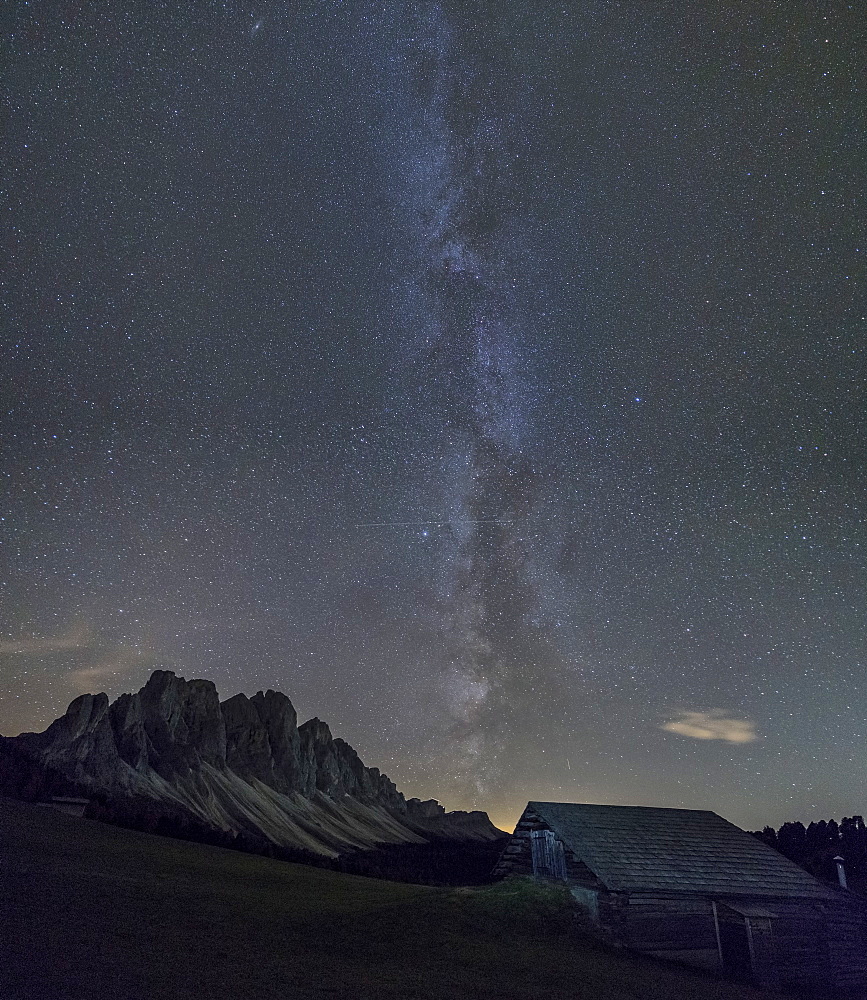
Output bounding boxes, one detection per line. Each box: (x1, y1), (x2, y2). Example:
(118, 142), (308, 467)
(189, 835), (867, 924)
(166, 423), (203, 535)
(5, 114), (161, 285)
(386, 5), (550, 792)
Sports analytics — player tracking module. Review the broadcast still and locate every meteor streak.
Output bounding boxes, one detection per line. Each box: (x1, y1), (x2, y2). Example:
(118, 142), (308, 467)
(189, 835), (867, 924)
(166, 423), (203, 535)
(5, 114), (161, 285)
(355, 519), (517, 527)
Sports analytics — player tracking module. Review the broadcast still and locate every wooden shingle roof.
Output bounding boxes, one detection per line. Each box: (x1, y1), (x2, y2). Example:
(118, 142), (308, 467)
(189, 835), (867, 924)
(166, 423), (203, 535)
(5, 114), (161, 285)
(528, 802), (839, 900)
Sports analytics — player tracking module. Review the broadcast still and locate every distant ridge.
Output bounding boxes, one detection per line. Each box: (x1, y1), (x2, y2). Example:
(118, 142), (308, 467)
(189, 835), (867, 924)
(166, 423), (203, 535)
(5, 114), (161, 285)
(0, 670), (502, 857)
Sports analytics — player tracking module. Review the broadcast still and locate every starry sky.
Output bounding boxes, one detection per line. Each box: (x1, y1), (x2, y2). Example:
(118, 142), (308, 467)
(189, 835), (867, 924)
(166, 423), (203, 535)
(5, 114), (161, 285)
(3, 1), (865, 832)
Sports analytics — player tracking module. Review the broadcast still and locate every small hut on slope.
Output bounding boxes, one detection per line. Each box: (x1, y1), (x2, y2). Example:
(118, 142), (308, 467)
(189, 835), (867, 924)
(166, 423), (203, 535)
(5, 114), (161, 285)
(494, 802), (867, 994)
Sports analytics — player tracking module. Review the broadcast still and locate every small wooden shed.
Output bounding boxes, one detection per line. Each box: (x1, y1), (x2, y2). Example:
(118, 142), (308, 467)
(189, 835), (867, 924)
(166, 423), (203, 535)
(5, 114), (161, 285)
(37, 796), (90, 817)
(494, 802), (867, 995)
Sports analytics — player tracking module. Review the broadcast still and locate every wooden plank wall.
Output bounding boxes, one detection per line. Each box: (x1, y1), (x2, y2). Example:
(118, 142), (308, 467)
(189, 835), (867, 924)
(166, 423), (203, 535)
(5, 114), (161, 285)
(622, 893), (719, 970)
(824, 903), (867, 997)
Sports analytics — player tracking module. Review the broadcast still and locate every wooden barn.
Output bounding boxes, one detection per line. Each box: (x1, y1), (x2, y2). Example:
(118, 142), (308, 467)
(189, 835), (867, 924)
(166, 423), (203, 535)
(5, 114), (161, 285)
(494, 802), (867, 995)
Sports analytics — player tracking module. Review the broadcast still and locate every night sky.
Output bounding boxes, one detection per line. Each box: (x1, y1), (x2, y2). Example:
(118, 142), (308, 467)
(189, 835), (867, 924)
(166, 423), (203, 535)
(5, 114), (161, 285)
(3, 1), (865, 832)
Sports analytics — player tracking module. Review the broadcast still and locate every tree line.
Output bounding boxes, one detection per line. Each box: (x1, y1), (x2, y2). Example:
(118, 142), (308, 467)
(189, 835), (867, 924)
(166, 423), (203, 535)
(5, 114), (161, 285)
(753, 816), (867, 886)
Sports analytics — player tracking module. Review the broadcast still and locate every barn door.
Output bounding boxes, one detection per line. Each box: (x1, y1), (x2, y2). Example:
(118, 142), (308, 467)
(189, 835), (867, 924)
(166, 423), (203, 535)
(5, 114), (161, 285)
(716, 911), (753, 980)
(530, 829), (567, 879)
(714, 902), (779, 988)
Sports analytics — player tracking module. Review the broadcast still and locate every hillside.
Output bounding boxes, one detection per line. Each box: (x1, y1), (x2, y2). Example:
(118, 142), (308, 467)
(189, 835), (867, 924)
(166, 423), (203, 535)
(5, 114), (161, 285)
(1, 797), (765, 1000)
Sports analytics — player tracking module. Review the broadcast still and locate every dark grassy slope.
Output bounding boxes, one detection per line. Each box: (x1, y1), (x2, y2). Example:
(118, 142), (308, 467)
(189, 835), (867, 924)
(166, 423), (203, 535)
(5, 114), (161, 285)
(0, 798), (763, 1000)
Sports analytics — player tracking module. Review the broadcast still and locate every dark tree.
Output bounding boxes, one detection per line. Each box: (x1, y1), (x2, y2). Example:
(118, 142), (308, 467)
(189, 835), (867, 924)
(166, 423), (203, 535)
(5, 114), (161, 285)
(753, 814), (867, 894)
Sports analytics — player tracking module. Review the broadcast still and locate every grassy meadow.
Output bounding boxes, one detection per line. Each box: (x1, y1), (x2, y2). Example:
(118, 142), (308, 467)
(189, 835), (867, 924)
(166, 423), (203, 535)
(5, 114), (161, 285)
(0, 797), (765, 1000)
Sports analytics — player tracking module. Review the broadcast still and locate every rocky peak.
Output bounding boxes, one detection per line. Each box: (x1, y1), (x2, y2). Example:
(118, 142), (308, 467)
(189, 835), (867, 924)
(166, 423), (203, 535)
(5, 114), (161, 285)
(15, 691), (119, 786)
(109, 692), (150, 772)
(249, 689), (297, 732)
(20, 691), (109, 749)
(60, 692), (111, 740)
(406, 798), (447, 820)
(248, 689), (301, 792)
(298, 717), (340, 796)
(298, 717), (332, 744)
(221, 692), (273, 785)
(136, 670), (226, 778)
(2, 670), (504, 855)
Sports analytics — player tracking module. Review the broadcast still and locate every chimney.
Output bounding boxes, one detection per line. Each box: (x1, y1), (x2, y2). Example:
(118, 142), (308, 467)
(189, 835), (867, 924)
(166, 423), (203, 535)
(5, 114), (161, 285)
(834, 855), (848, 889)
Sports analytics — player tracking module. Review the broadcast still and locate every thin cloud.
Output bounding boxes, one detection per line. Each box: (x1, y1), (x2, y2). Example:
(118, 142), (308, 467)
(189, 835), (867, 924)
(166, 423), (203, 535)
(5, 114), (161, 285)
(0, 626), (158, 692)
(0, 624), (95, 655)
(67, 648), (146, 692)
(662, 710), (759, 744)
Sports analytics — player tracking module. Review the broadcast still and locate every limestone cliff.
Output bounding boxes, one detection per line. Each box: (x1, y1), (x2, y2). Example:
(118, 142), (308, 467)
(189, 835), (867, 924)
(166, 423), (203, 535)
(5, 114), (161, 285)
(1, 670), (502, 857)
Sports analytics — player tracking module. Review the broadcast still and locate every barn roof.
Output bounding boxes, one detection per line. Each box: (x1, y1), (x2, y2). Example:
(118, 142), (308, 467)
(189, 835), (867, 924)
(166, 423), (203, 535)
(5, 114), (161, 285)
(527, 802), (839, 899)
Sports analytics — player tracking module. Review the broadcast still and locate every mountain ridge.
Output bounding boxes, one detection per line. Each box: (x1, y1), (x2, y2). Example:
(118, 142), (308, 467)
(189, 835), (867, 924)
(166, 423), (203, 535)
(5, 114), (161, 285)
(0, 669), (502, 857)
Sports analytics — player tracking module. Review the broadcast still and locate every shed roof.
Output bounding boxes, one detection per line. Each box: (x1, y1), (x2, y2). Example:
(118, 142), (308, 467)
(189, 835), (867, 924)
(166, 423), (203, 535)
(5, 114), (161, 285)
(527, 802), (839, 900)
